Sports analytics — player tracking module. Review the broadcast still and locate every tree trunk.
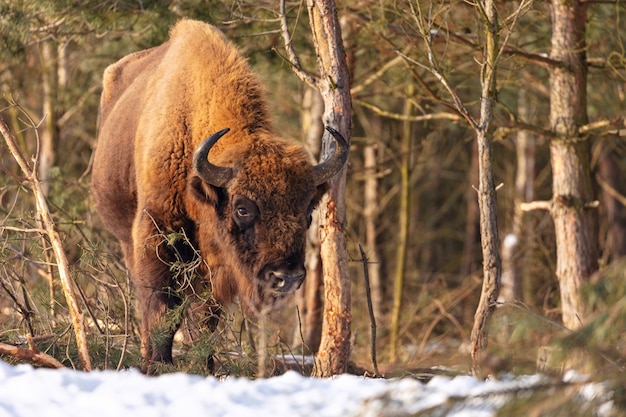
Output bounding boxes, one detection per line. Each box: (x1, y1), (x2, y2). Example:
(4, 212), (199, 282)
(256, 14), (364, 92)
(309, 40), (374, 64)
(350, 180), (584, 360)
(470, 0), (501, 376)
(500, 88), (535, 306)
(389, 86), (413, 363)
(548, 0), (597, 330)
(306, 0), (353, 377)
(597, 145), (626, 261)
(516, 89), (538, 306)
(411, 0), (501, 375)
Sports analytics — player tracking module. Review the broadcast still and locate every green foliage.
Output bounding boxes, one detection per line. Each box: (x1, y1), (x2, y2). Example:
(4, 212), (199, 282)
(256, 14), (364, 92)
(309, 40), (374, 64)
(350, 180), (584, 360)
(495, 382), (617, 417)
(559, 261), (626, 371)
(484, 259), (626, 381)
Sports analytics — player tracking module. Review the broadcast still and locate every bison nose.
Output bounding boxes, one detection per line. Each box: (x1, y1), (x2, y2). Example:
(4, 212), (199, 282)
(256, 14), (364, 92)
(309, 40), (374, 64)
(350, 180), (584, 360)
(270, 270), (306, 293)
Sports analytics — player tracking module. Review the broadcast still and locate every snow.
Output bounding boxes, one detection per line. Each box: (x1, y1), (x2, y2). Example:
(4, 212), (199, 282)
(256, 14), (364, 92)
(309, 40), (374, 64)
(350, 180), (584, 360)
(0, 360), (614, 417)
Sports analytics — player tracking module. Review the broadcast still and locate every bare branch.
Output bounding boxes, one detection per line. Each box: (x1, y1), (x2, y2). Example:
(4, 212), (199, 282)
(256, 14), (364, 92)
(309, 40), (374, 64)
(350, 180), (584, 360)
(520, 200), (552, 212)
(597, 175), (626, 207)
(278, 0), (318, 89)
(427, 18), (561, 69)
(351, 55), (404, 95)
(0, 341), (65, 369)
(0, 225), (47, 234)
(579, 117), (624, 136)
(405, 2), (482, 130)
(495, 0), (532, 66)
(395, 49), (479, 130)
(495, 122), (557, 141)
(354, 98), (463, 123)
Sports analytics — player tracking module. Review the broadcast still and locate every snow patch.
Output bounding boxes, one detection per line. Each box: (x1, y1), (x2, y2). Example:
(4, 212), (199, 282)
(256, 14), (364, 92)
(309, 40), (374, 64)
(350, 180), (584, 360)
(0, 360), (616, 417)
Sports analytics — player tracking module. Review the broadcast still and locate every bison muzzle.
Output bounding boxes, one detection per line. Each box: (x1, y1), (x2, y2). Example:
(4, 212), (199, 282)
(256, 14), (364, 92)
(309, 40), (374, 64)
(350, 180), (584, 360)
(91, 19), (348, 373)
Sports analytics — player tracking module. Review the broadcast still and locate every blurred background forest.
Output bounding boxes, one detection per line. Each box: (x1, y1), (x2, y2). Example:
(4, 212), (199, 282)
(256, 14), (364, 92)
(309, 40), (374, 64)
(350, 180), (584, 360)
(1, 0), (626, 380)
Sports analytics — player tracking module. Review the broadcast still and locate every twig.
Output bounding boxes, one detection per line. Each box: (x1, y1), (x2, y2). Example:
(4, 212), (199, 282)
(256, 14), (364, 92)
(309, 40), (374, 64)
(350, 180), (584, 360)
(257, 314), (267, 378)
(296, 306), (307, 374)
(359, 244), (380, 376)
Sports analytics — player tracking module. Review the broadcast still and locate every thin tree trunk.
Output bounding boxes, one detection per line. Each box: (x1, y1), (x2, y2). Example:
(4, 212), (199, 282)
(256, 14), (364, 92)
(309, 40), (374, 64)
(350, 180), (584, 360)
(389, 86), (414, 363)
(460, 140), (480, 280)
(516, 89), (538, 305)
(500, 88), (535, 306)
(597, 147), (626, 260)
(470, 0), (501, 377)
(363, 140), (383, 322)
(412, 0), (501, 375)
(39, 41), (57, 197)
(306, 0), (352, 377)
(548, 0), (597, 330)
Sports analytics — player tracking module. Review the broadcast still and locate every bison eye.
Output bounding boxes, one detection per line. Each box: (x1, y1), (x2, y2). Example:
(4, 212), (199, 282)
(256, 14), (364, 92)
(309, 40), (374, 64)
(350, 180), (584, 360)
(232, 194), (259, 230)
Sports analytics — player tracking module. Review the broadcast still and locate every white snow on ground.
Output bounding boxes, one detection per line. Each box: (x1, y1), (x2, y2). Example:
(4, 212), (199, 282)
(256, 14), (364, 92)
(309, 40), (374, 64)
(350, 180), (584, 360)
(0, 360), (614, 417)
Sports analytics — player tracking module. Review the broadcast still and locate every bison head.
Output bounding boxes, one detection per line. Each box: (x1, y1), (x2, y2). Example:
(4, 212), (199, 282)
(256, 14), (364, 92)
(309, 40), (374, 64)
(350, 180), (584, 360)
(190, 127), (348, 313)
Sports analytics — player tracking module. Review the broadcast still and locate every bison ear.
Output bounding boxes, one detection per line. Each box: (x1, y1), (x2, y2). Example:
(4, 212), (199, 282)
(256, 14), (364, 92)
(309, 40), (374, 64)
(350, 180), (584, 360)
(189, 175), (222, 207)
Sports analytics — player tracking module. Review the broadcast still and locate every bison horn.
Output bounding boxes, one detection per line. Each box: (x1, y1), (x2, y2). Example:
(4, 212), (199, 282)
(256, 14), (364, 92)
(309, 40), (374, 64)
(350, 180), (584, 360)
(193, 128), (234, 187)
(313, 126), (349, 186)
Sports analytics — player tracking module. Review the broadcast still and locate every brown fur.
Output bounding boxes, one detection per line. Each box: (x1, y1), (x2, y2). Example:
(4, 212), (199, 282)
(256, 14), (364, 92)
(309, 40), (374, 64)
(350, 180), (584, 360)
(91, 20), (332, 372)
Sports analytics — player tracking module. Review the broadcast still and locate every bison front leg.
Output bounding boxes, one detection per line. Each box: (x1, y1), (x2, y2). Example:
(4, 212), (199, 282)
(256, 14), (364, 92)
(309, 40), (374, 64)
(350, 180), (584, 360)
(180, 292), (223, 371)
(132, 217), (184, 374)
(136, 283), (183, 373)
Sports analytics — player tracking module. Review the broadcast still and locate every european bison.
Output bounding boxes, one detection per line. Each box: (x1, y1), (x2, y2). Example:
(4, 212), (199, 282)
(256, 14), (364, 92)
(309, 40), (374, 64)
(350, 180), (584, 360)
(91, 19), (348, 372)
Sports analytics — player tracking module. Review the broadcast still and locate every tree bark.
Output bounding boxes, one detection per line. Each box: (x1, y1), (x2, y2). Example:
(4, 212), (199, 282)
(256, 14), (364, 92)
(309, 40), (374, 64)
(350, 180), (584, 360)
(548, 0), (597, 330)
(305, 0), (352, 377)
